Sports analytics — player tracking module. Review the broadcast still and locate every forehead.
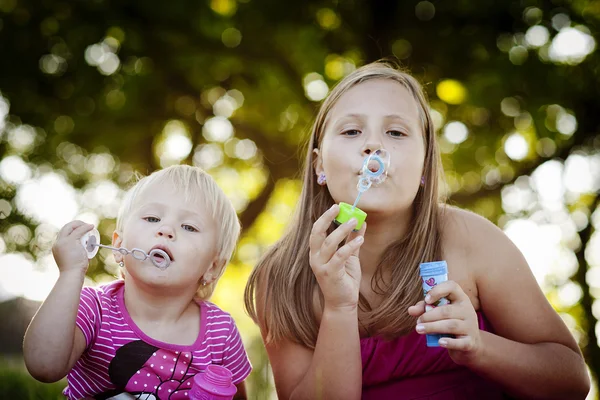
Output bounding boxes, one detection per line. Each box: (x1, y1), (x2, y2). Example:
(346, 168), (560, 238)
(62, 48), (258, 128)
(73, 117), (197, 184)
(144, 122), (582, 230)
(133, 179), (207, 214)
(328, 79), (421, 123)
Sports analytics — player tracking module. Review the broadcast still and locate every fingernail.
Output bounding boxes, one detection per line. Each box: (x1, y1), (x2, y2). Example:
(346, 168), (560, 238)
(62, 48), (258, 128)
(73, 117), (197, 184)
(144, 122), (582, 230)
(439, 339), (448, 347)
(425, 294), (431, 303)
(416, 318), (421, 324)
(416, 324), (425, 333)
(353, 236), (364, 244)
(347, 218), (357, 225)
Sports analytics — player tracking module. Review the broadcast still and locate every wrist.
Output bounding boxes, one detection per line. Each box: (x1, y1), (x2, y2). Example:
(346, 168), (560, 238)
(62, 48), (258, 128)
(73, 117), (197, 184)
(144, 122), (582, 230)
(59, 267), (87, 280)
(323, 302), (358, 315)
(457, 330), (488, 369)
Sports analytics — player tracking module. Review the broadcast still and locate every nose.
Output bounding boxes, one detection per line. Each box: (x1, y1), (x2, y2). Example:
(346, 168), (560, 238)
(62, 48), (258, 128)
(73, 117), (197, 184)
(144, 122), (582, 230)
(361, 140), (383, 156)
(156, 224), (175, 240)
(360, 127), (384, 156)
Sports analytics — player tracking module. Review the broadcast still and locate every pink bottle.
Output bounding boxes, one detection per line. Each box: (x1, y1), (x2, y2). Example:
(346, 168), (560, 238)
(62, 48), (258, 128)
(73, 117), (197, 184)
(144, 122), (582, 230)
(190, 364), (237, 400)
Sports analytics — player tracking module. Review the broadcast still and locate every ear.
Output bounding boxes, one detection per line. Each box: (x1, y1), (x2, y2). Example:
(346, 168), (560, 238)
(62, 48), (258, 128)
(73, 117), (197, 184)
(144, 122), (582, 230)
(112, 231), (124, 263)
(202, 258), (227, 285)
(313, 148), (324, 177)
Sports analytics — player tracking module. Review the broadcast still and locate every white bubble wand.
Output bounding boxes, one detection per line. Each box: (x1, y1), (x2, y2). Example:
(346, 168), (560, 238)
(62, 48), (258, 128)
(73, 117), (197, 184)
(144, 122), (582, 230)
(334, 149), (390, 230)
(80, 229), (172, 270)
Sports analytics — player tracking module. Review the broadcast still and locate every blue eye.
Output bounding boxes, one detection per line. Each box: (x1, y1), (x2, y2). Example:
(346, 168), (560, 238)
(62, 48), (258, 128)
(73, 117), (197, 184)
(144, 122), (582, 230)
(387, 130), (406, 138)
(144, 216), (160, 223)
(183, 224), (198, 232)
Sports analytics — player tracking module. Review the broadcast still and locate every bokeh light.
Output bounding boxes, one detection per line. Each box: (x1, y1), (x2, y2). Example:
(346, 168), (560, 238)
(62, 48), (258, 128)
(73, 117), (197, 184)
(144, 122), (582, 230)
(436, 79), (467, 105)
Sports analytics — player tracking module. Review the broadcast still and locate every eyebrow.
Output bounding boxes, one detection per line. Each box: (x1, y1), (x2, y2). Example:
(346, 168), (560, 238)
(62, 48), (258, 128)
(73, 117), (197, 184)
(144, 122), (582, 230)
(333, 113), (416, 127)
(138, 202), (203, 220)
(337, 113), (413, 120)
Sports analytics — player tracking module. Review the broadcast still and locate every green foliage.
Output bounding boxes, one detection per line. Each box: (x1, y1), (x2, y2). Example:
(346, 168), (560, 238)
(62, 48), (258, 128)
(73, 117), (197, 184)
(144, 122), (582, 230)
(0, 363), (65, 400)
(0, 0), (599, 398)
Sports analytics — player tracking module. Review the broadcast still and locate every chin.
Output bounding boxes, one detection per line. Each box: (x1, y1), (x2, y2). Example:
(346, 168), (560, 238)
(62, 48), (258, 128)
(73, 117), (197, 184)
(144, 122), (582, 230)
(139, 267), (172, 284)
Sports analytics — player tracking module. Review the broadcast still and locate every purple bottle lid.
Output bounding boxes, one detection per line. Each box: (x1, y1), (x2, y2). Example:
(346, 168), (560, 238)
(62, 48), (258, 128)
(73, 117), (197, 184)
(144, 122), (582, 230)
(191, 365), (237, 399)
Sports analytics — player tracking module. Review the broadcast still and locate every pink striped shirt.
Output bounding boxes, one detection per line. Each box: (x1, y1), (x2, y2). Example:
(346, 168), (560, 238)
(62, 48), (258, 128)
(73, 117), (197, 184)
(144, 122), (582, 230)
(63, 280), (252, 399)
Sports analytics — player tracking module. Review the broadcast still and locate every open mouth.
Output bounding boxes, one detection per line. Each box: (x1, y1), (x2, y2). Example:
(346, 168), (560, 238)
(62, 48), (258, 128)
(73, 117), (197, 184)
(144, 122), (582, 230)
(150, 245), (174, 262)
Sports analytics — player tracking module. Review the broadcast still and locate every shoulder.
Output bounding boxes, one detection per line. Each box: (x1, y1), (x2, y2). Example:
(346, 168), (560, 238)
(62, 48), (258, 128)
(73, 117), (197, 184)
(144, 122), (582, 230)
(441, 205), (503, 242)
(201, 300), (232, 317)
(82, 279), (123, 297)
(439, 205), (529, 290)
(200, 301), (236, 333)
(81, 280), (123, 308)
(440, 206), (515, 259)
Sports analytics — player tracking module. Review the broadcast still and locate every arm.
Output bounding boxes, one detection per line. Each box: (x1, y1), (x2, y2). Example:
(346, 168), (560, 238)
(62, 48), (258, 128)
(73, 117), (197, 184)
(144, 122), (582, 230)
(23, 221), (93, 382)
(413, 211), (589, 399)
(233, 381), (246, 399)
(264, 306), (361, 400)
(260, 206), (365, 400)
(470, 215), (589, 399)
(222, 314), (252, 399)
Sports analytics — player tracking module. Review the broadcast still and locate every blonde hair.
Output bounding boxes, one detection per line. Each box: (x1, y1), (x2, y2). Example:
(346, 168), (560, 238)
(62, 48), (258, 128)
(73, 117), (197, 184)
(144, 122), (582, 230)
(117, 165), (241, 299)
(244, 61), (446, 348)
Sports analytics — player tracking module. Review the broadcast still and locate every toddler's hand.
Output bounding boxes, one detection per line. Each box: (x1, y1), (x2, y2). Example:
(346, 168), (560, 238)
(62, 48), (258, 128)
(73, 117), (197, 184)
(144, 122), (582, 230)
(408, 280), (482, 366)
(52, 220), (95, 274)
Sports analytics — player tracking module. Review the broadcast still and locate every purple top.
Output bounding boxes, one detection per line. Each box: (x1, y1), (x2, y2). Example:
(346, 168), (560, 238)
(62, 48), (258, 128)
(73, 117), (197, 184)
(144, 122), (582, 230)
(361, 311), (509, 399)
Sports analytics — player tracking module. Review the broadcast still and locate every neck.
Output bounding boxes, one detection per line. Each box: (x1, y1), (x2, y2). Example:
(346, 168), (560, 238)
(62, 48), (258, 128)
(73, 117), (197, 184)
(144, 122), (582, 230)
(123, 278), (198, 325)
(358, 207), (412, 276)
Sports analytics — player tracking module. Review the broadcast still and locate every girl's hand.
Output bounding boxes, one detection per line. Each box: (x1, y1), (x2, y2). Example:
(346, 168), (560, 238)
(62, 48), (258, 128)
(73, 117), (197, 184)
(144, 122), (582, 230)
(408, 280), (482, 366)
(309, 204), (366, 311)
(52, 220), (95, 274)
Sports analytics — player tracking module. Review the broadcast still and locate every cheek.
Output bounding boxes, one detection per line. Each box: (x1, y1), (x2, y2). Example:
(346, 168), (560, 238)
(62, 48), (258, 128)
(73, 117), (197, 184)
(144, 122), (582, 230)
(322, 149), (352, 176)
(392, 142), (425, 173)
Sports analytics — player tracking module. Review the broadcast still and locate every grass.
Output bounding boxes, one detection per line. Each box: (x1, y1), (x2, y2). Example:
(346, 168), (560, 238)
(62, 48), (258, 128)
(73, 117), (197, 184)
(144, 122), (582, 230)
(0, 357), (65, 400)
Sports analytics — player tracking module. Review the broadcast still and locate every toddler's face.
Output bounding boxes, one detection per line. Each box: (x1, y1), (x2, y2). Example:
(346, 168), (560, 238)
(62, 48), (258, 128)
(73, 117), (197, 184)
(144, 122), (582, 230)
(115, 180), (220, 291)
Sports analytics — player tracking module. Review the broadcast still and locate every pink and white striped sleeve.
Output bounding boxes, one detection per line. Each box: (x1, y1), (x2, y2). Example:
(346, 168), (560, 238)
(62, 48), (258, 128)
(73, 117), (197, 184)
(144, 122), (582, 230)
(222, 317), (252, 385)
(75, 286), (101, 349)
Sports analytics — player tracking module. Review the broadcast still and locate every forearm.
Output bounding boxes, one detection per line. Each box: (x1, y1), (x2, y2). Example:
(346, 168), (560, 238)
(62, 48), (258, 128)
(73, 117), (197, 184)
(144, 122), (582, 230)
(23, 269), (86, 381)
(290, 307), (362, 400)
(469, 331), (589, 399)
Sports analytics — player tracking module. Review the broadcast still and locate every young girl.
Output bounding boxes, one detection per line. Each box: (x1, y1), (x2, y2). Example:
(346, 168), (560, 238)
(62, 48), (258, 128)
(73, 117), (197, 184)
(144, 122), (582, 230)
(244, 62), (589, 399)
(24, 165), (252, 399)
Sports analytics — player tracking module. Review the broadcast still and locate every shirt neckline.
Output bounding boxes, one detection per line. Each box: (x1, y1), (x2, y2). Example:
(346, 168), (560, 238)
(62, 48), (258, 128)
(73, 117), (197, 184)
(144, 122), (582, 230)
(115, 281), (207, 352)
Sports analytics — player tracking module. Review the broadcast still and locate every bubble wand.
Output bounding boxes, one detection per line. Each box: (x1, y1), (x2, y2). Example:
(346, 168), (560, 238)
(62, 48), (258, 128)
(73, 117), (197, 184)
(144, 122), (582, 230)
(80, 229), (172, 269)
(334, 149), (390, 231)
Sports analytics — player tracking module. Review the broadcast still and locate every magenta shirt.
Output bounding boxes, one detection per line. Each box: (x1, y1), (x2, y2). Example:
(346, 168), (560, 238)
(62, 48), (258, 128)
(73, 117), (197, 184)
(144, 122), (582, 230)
(64, 280), (251, 400)
(361, 312), (509, 399)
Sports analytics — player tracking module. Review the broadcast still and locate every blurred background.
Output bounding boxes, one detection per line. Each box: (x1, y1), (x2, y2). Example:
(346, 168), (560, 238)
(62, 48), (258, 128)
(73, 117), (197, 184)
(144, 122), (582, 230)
(0, 0), (599, 398)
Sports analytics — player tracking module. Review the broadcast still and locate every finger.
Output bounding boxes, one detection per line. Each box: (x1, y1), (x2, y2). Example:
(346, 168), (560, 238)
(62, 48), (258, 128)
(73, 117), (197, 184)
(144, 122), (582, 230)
(346, 221), (366, 245)
(69, 223), (95, 240)
(320, 235), (364, 275)
(309, 204), (340, 256)
(418, 304), (463, 323)
(416, 319), (465, 336)
(58, 220), (88, 238)
(408, 301), (426, 317)
(316, 218), (359, 265)
(425, 280), (469, 305)
(438, 336), (475, 352)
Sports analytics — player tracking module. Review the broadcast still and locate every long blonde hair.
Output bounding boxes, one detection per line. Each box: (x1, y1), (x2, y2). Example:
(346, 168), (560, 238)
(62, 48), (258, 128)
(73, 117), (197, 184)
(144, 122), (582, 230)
(244, 61), (445, 348)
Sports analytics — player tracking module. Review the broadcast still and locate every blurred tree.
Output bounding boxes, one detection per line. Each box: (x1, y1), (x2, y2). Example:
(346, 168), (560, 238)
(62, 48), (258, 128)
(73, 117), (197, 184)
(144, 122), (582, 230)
(0, 0), (599, 397)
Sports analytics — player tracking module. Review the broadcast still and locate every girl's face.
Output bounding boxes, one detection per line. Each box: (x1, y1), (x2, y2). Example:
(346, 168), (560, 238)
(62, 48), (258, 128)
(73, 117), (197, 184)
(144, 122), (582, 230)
(113, 180), (221, 291)
(315, 79), (426, 216)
